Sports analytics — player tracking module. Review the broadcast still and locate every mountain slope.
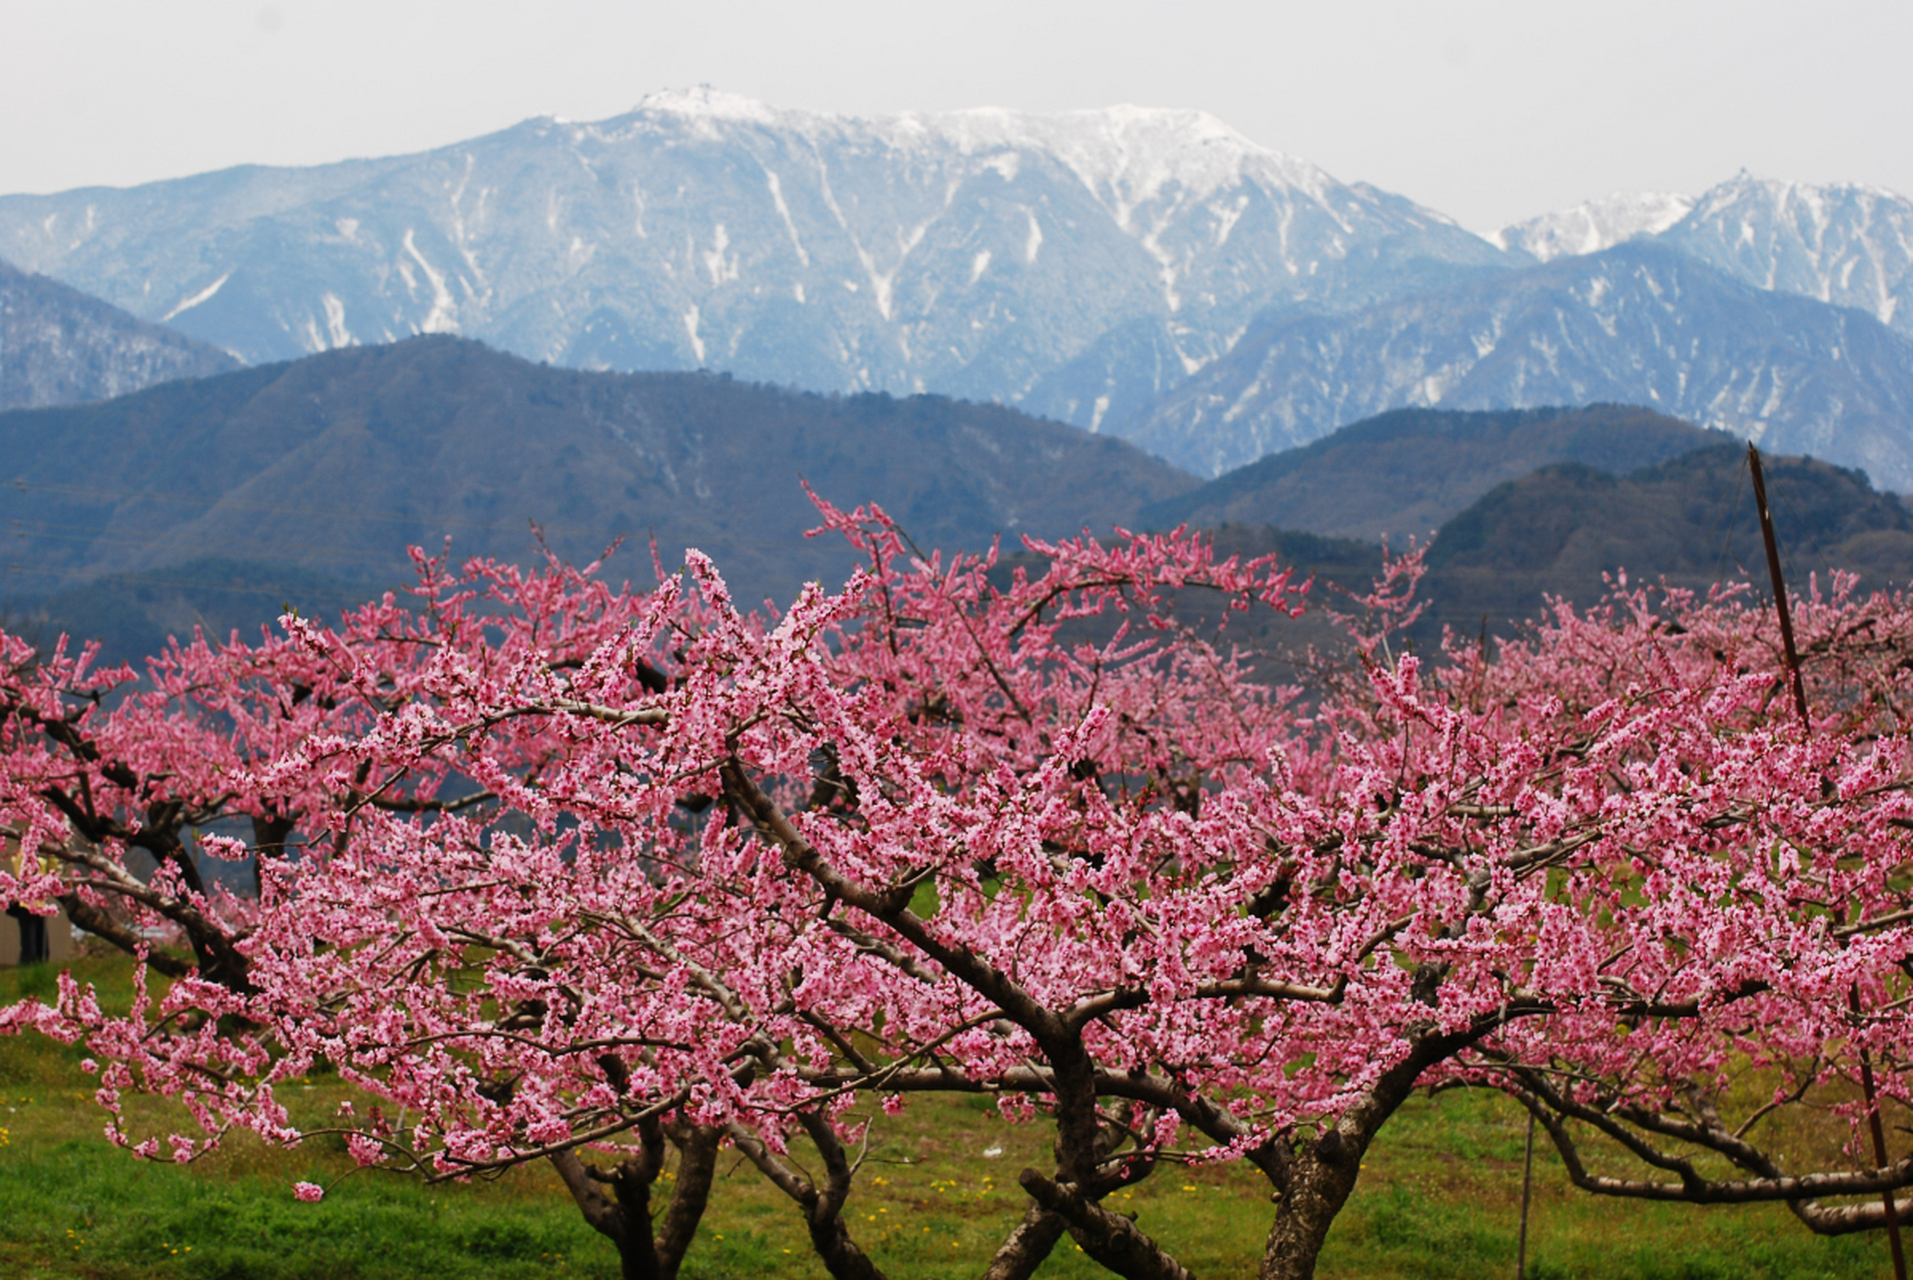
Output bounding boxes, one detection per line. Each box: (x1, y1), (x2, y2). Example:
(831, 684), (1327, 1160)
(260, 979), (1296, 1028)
(0, 258), (241, 409)
(0, 335), (1195, 620)
(1123, 243), (1913, 487)
(1146, 445), (1913, 649)
(0, 90), (1512, 430)
(1139, 405), (1723, 542)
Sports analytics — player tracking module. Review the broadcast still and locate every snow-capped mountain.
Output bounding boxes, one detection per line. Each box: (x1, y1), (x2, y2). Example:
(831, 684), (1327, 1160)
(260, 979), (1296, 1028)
(1656, 174), (1913, 338)
(0, 89), (1509, 431)
(0, 257), (240, 410)
(1494, 176), (1913, 340)
(1124, 243), (1913, 489)
(1493, 192), (1695, 261)
(7, 94), (1909, 487)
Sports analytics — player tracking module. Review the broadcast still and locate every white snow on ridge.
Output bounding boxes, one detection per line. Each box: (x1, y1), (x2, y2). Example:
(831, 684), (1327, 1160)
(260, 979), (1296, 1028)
(0, 83), (1509, 422)
(624, 86), (1344, 218)
(923, 103), (1325, 214)
(1494, 192), (1695, 261)
(160, 270), (232, 321)
(401, 229), (460, 333)
(1492, 177), (1913, 336)
(632, 86), (781, 125)
(321, 292), (353, 348)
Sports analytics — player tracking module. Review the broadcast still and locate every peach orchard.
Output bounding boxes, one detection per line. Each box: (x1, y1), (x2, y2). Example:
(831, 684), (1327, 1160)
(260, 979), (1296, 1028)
(3, 503), (1911, 1280)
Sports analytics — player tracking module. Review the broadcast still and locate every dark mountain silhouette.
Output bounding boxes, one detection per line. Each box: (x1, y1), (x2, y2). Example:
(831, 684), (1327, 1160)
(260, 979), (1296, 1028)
(0, 258), (240, 410)
(9, 361), (1908, 668)
(1139, 405), (1724, 543)
(0, 335), (1195, 658)
(1137, 429), (1913, 658)
(1418, 445), (1913, 636)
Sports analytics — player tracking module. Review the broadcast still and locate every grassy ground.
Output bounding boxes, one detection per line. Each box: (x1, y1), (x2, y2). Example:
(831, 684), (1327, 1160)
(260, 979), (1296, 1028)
(0, 955), (1894, 1279)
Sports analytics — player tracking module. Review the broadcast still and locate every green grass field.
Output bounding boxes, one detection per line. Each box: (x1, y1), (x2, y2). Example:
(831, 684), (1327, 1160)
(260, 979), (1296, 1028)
(0, 954), (1894, 1280)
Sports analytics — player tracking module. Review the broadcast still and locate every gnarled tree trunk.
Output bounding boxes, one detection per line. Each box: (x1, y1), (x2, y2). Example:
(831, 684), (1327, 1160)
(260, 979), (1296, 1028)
(1256, 1130), (1366, 1280)
(550, 1120), (722, 1280)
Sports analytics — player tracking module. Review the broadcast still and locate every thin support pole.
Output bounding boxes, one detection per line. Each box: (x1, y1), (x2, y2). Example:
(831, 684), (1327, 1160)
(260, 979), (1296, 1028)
(1517, 1109), (1536, 1280)
(1750, 443), (1907, 1280)
(1852, 988), (1910, 1280)
(1746, 444), (1809, 731)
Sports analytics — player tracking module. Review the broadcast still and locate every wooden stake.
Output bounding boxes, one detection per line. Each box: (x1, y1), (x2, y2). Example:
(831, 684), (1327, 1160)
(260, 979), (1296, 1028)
(1517, 1109), (1536, 1280)
(1749, 443), (1907, 1279)
(1851, 985), (1910, 1280)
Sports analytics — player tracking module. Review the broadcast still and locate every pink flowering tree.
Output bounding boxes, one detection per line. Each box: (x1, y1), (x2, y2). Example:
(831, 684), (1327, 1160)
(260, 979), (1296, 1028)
(3, 509), (1912, 1280)
(1439, 578), (1913, 1241)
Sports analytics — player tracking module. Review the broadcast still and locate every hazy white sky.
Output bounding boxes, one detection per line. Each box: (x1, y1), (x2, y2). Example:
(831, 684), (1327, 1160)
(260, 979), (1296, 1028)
(2, 0), (1908, 232)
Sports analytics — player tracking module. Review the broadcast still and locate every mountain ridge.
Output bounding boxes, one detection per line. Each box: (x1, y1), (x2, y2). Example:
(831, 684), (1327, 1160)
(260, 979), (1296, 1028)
(6, 99), (1912, 496)
(1493, 173), (1913, 338)
(1417, 445), (1913, 636)
(1121, 242), (1913, 487)
(0, 258), (241, 410)
(1492, 192), (1695, 261)
(1138, 405), (1725, 542)
(0, 90), (1515, 433)
(0, 334), (1195, 616)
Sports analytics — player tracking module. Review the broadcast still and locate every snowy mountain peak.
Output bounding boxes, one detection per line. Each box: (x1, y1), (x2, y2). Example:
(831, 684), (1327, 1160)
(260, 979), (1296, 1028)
(1493, 192), (1695, 261)
(630, 85), (783, 124)
(1128, 241), (1913, 490)
(612, 90), (1330, 210)
(918, 102), (1311, 206)
(1659, 173), (1913, 332)
(1680, 171), (1910, 239)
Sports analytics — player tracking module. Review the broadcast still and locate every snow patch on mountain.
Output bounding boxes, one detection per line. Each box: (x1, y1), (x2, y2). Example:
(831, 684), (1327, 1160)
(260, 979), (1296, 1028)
(1495, 175), (1913, 341)
(0, 257), (241, 410)
(160, 271), (233, 322)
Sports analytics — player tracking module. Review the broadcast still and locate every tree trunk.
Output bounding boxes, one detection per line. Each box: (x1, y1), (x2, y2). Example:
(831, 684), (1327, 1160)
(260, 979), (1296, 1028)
(618, 1227), (664, 1280)
(1019, 1169), (1195, 1280)
(980, 1205), (1068, 1280)
(249, 813), (296, 900)
(806, 1212), (889, 1280)
(655, 1125), (722, 1272)
(1257, 1131), (1365, 1280)
(549, 1124), (722, 1280)
(550, 1149), (662, 1280)
(1258, 1197), (1338, 1280)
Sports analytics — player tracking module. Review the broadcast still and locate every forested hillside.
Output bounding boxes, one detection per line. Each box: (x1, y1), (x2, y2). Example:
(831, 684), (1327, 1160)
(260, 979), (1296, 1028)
(1139, 404), (1723, 542)
(0, 258), (239, 410)
(0, 335), (1193, 657)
